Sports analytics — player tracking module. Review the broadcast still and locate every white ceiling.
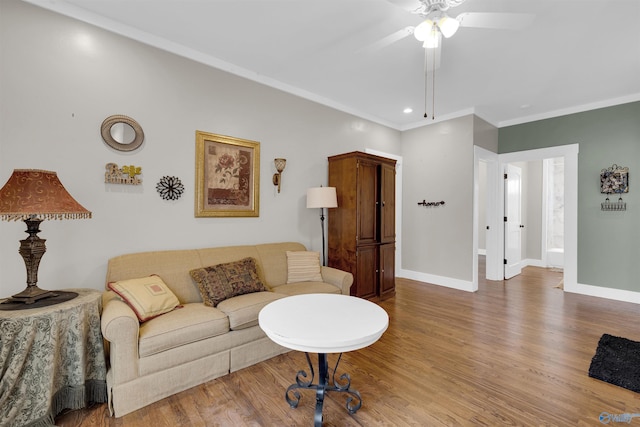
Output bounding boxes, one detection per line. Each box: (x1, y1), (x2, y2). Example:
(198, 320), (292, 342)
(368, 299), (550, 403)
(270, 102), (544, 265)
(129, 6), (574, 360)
(25, 0), (640, 130)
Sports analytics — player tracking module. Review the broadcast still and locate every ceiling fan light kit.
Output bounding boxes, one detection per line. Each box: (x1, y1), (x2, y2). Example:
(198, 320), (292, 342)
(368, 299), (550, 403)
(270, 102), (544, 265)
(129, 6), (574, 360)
(437, 15), (460, 37)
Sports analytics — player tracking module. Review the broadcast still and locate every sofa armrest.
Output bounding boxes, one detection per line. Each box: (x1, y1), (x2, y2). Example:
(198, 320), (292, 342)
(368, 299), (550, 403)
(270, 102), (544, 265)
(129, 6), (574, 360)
(320, 266), (354, 295)
(101, 291), (140, 384)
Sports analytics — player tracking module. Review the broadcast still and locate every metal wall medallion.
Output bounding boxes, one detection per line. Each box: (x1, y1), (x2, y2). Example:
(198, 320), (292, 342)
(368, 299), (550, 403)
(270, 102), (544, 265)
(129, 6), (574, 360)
(156, 176), (184, 200)
(101, 115), (145, 152)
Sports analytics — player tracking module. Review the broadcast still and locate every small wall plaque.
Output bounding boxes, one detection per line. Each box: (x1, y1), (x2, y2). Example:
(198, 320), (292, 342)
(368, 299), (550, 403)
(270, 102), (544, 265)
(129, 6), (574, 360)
(105, 163), (142, 185)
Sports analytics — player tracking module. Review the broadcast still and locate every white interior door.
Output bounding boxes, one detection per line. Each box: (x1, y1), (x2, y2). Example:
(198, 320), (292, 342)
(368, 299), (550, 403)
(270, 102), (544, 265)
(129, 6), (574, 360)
(504, 164), (523, 279)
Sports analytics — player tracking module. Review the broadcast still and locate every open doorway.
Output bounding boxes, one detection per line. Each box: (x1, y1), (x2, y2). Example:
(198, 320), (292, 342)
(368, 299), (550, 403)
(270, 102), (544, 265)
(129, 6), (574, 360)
(473, 144), (578, 292)
(543, 157), (565, 269)
(502, 158), (564, 279)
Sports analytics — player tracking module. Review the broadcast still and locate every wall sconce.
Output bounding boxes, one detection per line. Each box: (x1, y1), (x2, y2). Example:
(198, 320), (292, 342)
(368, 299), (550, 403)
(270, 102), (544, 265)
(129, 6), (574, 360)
(272, 158), (286, 193)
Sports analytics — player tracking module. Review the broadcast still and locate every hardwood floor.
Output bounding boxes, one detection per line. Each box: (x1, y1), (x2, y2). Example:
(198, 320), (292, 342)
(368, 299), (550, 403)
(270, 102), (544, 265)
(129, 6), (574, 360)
(57, 266), (640, 426)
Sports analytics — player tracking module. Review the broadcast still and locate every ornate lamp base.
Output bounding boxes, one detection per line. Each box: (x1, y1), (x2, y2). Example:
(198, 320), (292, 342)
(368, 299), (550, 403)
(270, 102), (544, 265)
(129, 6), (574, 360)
(0, 290), (78, 310)
(0, 218), (76, 308)
(6, 285), (59, 304)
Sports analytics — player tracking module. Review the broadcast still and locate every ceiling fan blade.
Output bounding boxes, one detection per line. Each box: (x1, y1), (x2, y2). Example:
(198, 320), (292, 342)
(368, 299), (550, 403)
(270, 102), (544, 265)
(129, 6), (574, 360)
(385, 0), (423, 13)
(357, 26), (414, 54)
(456, 12), (535, 30)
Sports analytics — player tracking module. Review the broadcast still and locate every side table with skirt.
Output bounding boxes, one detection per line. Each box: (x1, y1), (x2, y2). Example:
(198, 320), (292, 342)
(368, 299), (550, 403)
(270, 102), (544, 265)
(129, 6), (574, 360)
(0, 288), (108, 427)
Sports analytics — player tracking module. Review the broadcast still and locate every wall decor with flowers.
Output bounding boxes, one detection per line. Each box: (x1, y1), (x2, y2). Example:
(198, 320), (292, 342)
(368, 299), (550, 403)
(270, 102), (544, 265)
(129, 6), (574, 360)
(600, 164), (628, 211)
(156, 176), (184, 200)
(194, 131), (260, 217)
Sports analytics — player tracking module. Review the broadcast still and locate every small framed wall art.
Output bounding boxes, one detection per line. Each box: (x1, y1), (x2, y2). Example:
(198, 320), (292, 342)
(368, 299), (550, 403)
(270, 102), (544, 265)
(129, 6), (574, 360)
(195, 131), (260, 217)
(600, 164), (628, 194)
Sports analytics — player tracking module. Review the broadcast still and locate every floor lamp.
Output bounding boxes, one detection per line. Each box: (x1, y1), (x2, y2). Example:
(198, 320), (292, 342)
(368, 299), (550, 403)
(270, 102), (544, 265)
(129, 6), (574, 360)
(306, 186), (337, 266)
(0, 169), (91, 307)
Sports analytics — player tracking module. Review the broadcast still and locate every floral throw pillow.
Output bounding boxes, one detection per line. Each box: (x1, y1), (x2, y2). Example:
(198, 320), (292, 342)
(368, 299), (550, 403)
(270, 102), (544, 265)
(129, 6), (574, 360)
(190, 257), (267, 307)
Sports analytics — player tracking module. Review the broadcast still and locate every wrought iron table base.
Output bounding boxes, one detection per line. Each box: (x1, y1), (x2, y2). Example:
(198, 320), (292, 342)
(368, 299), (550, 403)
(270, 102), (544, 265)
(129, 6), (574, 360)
(286, 352), (362, 426)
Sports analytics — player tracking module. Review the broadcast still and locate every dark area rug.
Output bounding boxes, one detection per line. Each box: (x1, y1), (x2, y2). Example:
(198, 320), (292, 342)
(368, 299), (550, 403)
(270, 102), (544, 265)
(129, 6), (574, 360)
(589, 333), (640, 393)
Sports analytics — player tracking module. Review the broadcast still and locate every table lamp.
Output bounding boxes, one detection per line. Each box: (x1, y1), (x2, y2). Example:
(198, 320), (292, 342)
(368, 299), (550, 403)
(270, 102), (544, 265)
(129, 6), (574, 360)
(0, 169), (91, 305)
(306, 186), (337, 266)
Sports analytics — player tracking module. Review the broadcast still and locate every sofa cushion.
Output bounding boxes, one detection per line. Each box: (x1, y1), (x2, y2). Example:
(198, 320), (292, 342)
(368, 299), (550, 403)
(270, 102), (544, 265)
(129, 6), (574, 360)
(190, 257), (267, 307)
(217, 291), (285, 330)
(271, 281), (342, 296)
(108, 275), (180, 322)
(286, 251), (323, 283)
(106, 249), (204, 304)
(254, 242), (307, 287)
(138, 303), (229, 357)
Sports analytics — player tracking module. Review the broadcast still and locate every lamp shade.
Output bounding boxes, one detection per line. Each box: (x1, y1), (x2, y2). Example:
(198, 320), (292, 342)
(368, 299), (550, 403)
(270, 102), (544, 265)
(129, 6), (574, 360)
(0, 169), (92, 221)
(306, 187), (337, 209)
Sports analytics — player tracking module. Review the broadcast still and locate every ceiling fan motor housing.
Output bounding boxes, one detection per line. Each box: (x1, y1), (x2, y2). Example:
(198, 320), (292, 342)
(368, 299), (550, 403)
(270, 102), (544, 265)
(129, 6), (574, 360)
(415, 0), (467, 14)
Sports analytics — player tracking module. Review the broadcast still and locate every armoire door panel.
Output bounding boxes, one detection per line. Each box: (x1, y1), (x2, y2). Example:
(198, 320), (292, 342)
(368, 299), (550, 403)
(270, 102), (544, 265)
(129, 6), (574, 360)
(356, 160), (378, 245)
(379, 243), (396, 299)
(380, 163), (396, 244)
(355, 245), (377, 299)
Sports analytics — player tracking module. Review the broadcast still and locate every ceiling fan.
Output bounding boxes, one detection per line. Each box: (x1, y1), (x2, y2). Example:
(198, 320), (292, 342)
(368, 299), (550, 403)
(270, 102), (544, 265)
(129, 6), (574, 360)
(364, 0), (535, 120)
(366, 0), (535, 52)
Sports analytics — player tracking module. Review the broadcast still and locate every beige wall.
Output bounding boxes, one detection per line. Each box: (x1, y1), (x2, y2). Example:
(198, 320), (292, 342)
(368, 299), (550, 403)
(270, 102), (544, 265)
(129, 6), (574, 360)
(0, 0), (401, 296)
(400, 115), (476, 283)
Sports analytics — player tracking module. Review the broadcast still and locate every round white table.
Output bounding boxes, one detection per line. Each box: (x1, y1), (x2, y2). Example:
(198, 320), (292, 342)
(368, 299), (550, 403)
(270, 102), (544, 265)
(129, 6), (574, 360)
(259, 293), (388, 426)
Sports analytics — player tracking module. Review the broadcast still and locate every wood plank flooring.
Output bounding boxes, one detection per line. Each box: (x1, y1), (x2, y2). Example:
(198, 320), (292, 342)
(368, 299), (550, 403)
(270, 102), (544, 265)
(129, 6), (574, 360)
(56, 266), (640, 426)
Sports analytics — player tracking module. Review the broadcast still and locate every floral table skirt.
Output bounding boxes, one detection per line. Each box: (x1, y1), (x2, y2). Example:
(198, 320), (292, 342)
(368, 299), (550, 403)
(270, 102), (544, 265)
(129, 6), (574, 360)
(0, 289), (107, 427)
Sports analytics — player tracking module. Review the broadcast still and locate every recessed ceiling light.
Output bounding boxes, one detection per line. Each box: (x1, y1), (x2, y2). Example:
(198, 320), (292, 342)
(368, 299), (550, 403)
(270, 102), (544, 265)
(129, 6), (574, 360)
(520, 104), (531, 109)
(403, 107), (413, 114)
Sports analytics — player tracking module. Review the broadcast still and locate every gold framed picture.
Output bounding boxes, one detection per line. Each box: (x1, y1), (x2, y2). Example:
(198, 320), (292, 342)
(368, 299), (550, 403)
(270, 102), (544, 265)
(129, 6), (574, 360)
(195, 131), (260, 217)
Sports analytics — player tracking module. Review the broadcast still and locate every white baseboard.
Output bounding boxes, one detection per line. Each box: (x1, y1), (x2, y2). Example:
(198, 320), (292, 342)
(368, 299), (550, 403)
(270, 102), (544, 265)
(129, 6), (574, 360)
(565, 282), (640, 305)
(398, 267), (640, 306)
(398, 269), (474, 292)
(522, 258), (545, 268)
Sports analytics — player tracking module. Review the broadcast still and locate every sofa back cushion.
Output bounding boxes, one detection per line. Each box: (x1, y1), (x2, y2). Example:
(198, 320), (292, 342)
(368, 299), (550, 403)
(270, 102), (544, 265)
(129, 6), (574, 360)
(106, 242), (309, 304)
(255, 242), (307, 286)
(106, 249), (204, 304)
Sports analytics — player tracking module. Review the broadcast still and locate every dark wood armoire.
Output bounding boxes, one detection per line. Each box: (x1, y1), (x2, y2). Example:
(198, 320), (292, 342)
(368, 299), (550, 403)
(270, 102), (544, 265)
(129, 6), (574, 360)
(327, 151), (396, 300)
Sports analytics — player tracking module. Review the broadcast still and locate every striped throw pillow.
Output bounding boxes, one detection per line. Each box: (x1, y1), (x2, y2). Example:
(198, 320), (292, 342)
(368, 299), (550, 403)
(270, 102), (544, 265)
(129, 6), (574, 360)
(286, 251), (323, 283)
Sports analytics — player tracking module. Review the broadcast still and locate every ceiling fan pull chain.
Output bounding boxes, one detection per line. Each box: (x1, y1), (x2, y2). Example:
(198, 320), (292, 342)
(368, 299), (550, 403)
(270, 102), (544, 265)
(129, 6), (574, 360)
(423, 48), (428, 118)
(432, 44), (436, 120)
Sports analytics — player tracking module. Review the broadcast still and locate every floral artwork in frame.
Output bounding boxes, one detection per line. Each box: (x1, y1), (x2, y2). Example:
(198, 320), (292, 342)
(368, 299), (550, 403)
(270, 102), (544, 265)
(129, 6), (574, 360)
(195, 131), (260, 217)
(600, 164), (629, 194)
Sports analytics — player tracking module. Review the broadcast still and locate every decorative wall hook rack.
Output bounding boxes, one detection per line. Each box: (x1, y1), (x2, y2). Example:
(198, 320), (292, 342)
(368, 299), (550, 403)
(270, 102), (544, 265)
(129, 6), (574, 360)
(418, 200), (445, 207)
(601, 197), (626, 211)
(600, 164), (628, 211)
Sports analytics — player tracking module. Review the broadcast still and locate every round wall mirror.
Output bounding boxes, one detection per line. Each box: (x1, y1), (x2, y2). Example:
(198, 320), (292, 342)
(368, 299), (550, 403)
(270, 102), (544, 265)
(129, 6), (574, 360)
(101, 115), (144, 151)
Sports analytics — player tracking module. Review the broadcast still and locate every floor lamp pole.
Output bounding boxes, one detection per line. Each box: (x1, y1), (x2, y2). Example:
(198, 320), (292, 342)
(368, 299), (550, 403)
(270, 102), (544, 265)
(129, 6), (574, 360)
(319, 208), (326, 266)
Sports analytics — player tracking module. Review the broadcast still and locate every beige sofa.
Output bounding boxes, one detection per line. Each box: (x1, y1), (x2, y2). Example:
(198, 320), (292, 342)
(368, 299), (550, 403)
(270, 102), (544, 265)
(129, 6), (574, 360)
(101, 242), (353, 417)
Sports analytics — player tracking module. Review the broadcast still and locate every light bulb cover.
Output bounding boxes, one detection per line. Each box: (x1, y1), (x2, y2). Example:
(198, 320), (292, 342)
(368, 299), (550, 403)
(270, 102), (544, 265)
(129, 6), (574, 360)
(438, 15), (460, 38)
(423, 28), (441, 48)
(414, 19), (434, 42)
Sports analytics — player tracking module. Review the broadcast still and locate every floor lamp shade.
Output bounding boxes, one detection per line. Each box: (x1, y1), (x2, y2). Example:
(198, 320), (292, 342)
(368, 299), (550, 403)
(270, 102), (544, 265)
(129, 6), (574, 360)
(306, 187), (337, 209)
(0, 169), (91, 306)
